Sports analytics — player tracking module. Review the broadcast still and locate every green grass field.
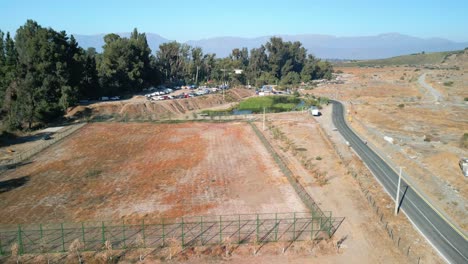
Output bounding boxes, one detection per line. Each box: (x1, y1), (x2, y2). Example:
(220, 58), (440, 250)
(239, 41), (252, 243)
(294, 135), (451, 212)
(238, 96), (301, 113)
(337, 50), (463, 67)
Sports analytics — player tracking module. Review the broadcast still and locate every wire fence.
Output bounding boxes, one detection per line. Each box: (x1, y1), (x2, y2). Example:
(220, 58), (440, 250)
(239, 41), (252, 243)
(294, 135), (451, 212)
(320, 105), (424, 264)
(248, 122), (337, 237)
(0, 123), (86, 172)
(0, 212), (340, 256)
(87, 113), (261, 124)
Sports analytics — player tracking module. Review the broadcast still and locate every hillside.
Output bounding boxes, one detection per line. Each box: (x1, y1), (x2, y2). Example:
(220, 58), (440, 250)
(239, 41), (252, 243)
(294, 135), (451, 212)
(336, 49), (465, 67)
(74, 33), (468, 59)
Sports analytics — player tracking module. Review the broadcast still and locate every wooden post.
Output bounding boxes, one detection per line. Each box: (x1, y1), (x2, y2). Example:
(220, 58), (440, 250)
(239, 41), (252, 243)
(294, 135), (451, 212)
(142, 219), (146, 247)
(293, 213), (296, 240)
(162, 218), (165, 246)
(101, 222), (106, 244)
(275, 213), (278, 242)
(81, 223), (86, 246)
(122, 220), (126, 248)
(238, 215), (241, 244)
(219, 216), (222, 243)
(61, 223), (65, 252)
(181, 217), (185, 248)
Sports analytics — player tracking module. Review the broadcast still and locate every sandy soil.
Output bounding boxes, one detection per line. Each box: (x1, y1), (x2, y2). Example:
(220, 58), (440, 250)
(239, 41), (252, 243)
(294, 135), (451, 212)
(0, 116), (414, 263)
(0, 122), (306, 225)
(0, 124), (83, 165)
(249, 112), (412, 263)
(66, 88), (254, 120)
(316, 105), (444, 263)
(306, 54), (468, 233)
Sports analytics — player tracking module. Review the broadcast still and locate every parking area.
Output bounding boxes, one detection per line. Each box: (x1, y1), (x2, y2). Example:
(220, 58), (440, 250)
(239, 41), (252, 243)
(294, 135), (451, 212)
(143, 85), (229, 101)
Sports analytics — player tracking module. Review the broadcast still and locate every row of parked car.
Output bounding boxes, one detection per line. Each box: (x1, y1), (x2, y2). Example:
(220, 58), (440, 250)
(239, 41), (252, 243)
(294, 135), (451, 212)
(144, 86), (228, 101)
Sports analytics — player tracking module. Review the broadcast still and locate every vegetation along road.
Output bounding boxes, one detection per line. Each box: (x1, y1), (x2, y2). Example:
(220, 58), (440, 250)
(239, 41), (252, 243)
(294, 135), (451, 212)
(330, 100), (468, 264)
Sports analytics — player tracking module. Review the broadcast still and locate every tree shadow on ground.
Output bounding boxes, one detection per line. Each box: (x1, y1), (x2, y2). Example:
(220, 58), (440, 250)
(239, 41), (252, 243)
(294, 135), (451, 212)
(0, 176), (30, 193)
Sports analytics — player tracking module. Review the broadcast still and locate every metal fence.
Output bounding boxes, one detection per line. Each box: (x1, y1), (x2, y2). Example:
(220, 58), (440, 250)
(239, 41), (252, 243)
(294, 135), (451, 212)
(248, 122), (337, 236)
(317, 110), (424, 264)
(0, 123), (86, 172)
(0, 212), (338, 256)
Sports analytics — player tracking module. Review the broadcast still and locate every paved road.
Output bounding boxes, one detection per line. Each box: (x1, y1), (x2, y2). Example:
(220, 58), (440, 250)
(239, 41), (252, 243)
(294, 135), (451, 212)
(330, 100), (468, 264)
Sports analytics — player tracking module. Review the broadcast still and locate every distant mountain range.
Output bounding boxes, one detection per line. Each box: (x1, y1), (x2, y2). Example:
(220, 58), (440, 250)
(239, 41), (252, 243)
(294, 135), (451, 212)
(74, 33), (468, 60)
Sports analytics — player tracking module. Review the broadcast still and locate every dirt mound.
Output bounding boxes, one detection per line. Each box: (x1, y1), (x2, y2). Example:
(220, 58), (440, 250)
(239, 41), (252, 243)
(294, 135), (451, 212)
(66, 88), (254, 120)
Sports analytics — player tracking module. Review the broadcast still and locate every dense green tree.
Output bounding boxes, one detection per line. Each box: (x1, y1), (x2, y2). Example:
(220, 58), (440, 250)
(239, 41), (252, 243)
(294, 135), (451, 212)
(8, 20), (82, 129)
(280, 71), (301, 85)
(156, 41), (191, 84)
(98, 29), (153, 94)
(0, 20), (336, 131)
(264, 37), (307, 82)
(0, 31), (5, 110)
(79, 48), (100, 99)
(0, 31), (5, 66)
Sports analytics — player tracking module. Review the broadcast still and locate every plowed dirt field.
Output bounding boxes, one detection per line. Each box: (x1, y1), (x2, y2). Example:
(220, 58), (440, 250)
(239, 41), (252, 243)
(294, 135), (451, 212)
(0, 122), (306, 224)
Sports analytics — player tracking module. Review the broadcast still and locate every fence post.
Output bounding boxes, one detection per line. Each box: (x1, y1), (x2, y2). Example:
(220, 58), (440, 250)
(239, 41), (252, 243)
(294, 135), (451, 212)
(40, 224), (43, 239)
(17, 225), (23, 255)
(293, 212), (296, 241)
(122, 220), (126, 249)
(61, 223), (65, 252)
(81, 223), (86, 247)
(310, 212), (314, 240)
(181, 217), (184, 248)
(256, 214), (259, 242)
(101, 222), (106, 244)
(219, 216), (222, 243)
(275, 213), (278, 242)
(142, 219), (146, 247)
(238, 215), (241, 244)
(328, 211), (333, 237)
(200, 216), (203, 245)
(162, 218), (165, 246)
(0, 232), (3, 256)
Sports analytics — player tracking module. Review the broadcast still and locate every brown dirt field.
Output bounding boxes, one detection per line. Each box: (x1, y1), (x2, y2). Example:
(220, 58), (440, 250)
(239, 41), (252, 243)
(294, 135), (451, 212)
(0, 122), (306, 225)
(305, 57), (468, 233)
(248, 112), (413, 263)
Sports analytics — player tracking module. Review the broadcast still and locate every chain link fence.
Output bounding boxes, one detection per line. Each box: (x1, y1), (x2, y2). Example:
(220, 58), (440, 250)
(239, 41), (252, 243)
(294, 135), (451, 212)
(323, 103), (424, 263)
(0, 123), (86, 172)
(0, 212), (339, 256)
(248, 122), (338, 237)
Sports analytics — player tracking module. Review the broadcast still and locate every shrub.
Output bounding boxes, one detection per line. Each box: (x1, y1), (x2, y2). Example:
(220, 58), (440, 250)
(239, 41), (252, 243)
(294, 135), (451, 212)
(443, 81), (454, 86)
(398, 104), (405, 108)
(461, 133), (468, 148)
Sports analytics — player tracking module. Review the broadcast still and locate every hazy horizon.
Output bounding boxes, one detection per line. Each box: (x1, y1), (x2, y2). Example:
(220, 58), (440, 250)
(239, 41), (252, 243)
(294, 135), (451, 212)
(2, 0), (468, 42)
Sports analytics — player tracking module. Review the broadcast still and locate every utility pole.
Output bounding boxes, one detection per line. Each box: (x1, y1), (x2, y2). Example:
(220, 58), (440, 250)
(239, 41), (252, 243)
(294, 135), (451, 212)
(395, 167), (403, 215)
(195, 66), (199, 85)
(221, 69), (227, 101)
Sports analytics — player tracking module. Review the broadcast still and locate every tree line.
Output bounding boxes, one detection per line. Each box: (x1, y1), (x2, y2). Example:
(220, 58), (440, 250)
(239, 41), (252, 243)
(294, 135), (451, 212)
(0, 20), (333, 130)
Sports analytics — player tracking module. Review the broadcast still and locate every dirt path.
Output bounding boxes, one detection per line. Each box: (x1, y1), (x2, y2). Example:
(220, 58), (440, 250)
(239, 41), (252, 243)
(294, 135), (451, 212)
(418, 73), (443, 102)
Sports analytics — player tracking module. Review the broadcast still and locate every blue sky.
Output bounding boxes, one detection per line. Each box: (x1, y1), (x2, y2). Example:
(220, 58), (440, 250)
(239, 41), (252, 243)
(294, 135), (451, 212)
(2, 0), (467, 42)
